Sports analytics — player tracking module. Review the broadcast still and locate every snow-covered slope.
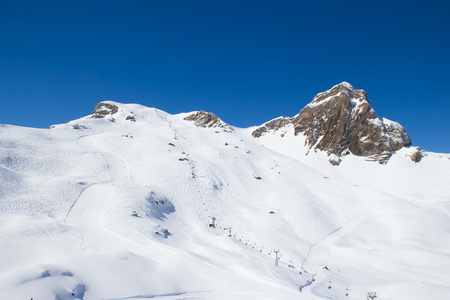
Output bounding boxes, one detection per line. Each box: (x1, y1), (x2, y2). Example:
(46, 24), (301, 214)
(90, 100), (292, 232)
(0, 100), (449, 299)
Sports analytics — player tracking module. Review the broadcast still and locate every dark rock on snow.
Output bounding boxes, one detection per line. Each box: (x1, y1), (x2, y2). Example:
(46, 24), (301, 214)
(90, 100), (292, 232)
(409, 147), (425, 163)
(184, 111), (225, 128)
(91, 102), (119, 118)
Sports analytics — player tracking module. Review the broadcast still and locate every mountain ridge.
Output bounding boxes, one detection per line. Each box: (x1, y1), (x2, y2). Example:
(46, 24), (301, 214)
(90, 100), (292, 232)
(1, 83), (448, 299)
(65, 82), (419, 166)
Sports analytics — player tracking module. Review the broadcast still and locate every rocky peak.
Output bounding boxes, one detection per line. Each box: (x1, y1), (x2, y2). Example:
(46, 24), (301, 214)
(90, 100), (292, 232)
(309, 82), (368, 107)
(252, 82), (412, 165)
(91, 102), (119, 118)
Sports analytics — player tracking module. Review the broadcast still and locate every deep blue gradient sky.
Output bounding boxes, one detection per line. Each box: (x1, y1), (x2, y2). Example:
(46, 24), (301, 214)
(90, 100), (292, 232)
(1, 1), (449, 153)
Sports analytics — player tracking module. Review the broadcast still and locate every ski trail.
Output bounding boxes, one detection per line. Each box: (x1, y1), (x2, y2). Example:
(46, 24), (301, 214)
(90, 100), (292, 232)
(65, 183), (116, 250)
(65, 134), (132, 250)
(65, 133), (180, 253)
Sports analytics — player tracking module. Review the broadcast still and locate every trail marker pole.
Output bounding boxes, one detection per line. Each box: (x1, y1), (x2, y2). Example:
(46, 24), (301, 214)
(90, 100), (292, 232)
(274, 249), (280, 266)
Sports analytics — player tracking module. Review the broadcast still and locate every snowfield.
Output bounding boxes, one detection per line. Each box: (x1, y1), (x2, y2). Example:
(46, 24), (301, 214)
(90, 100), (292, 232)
(0, 101), (449, 299)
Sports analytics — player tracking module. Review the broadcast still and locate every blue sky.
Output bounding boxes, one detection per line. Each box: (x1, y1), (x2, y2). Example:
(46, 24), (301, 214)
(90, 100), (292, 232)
(1, 0), (449, 153)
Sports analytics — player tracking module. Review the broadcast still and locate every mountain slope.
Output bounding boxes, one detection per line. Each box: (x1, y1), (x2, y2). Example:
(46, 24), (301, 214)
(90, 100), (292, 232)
(1, 86), (449, 299)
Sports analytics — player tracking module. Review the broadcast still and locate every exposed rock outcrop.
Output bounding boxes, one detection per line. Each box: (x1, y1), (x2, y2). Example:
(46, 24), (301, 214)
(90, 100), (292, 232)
(126, 115), (136, 122)
(91, 102), (119, 118)
(409, 147), (426, 163)
(184, 111), (232, 131)
(252, 117), (291, 138)
(252, 82), (412, 165)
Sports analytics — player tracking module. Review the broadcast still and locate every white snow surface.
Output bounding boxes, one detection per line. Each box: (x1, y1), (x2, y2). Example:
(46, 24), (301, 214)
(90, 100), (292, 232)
(1, 101), (449, 299)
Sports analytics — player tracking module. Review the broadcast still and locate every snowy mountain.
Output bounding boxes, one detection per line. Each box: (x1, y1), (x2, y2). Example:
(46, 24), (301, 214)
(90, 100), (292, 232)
(1, 83), (449, 300)
(252, 82), (414, 165)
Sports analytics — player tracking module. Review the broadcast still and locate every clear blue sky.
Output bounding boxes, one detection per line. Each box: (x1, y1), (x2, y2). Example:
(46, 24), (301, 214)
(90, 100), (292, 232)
(1, 0), (449, 153)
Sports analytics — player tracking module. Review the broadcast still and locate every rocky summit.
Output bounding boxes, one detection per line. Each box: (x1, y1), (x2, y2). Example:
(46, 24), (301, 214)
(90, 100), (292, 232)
(91, 102), (119, 118)
(252, 82), (413, 165)
(184, 111), (223, 128)
(184, 110), (233, 132)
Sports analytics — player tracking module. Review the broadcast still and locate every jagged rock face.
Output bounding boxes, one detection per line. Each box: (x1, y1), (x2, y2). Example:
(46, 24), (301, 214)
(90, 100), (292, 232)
(184, 111), (225, 128)
(91, 102), (119, 118)
(384, 119), (412, 151)
(252, 82), (412, 165)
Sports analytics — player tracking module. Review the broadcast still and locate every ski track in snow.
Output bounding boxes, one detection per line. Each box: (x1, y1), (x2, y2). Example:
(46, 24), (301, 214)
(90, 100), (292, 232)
(64, 133), (175, 254)
(65, 134), (129, 250)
